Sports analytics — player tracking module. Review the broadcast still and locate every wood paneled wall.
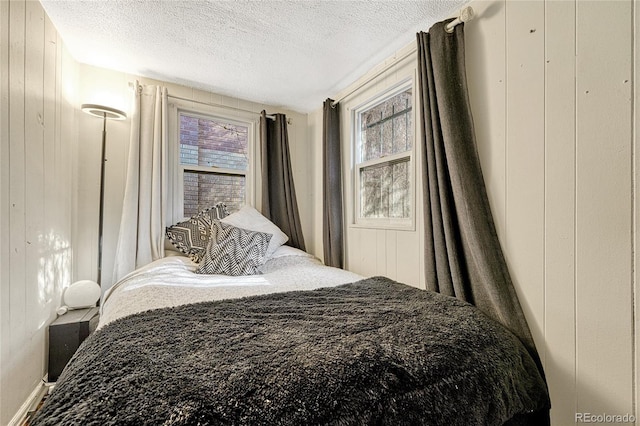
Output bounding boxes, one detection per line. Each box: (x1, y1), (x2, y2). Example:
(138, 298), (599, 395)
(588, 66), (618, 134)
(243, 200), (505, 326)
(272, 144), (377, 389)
(0, 0), (78, 424)
(466, 1), (636, 423)
(309, 1), (639, 424)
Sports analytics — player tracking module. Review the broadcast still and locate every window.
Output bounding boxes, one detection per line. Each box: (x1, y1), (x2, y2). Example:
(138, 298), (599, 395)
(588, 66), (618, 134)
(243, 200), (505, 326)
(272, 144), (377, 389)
(176, 111), (252, 218)
(354, 83), (414, 228)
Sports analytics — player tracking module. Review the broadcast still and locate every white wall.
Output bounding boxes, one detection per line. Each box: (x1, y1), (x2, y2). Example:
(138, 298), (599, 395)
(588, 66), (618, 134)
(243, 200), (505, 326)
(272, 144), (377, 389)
(309, 0), (639, 424)
(0, 0), (78, 424)
(74, 65), (312, 291)
(467, 1), (636, 424)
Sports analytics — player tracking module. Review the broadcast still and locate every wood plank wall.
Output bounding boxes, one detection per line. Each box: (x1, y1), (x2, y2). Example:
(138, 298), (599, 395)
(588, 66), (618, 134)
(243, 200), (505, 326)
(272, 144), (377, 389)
(466, 1), (635, 424)
(309, 0), (638, 424)
(0, 0), (78, 424)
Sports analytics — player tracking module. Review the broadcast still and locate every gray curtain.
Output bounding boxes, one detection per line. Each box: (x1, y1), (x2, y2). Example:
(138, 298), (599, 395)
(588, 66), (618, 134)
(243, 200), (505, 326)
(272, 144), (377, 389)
(260, 111), (306, 250)
(322, 99), (343, 268)
(417, 22), (546, 381)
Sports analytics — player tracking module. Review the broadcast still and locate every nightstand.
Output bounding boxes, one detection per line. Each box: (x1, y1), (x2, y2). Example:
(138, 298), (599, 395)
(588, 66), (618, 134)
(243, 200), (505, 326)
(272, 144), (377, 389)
(48, 307), (99, 382)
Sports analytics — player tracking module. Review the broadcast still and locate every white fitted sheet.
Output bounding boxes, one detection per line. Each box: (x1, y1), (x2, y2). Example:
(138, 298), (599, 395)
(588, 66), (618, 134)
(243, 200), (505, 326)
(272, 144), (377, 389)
(99, 248), (362, 329)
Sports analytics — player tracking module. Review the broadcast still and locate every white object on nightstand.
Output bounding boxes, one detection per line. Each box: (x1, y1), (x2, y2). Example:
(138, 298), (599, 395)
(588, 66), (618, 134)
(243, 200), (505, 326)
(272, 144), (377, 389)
(64, 280), (100, 309)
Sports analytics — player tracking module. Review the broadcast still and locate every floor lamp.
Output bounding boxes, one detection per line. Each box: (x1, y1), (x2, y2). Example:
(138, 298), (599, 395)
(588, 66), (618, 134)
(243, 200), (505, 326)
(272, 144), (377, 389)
(81, 103), (127, 287)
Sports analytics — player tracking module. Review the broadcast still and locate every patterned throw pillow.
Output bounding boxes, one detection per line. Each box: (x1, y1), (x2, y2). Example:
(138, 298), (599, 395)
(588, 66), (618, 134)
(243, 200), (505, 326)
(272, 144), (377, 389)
(196, 221), (272, 276)
(220, 205), (288, 259)
(165, 203), (230, 262)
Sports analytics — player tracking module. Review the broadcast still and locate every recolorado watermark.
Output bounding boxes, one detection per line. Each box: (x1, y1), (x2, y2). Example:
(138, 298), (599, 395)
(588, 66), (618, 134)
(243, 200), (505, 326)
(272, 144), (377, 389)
(576, 413), (636, 423)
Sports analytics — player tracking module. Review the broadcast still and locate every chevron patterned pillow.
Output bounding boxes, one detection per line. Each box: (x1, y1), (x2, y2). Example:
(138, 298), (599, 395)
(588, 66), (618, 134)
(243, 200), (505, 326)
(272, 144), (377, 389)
(196, 221), (272, 276)
(166, 203), (230, 262)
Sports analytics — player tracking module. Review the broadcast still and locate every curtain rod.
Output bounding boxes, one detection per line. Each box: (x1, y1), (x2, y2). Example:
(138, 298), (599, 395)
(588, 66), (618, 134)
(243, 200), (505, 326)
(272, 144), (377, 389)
(444, 6), (475, 33)
(331, 6), (474, 107)
(167, 94), (278, 121)
(127, 81), (279, 121)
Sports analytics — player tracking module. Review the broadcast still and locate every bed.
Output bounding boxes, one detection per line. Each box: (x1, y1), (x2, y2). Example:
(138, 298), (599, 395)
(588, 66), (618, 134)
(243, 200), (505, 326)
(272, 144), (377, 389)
(32, 206), (550, 425)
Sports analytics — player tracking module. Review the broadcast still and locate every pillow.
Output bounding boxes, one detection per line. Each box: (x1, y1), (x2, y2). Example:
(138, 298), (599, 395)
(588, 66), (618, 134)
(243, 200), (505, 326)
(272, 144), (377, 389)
(196, 221), (272, 276)
(165, 203), (230, 262)
(269, 245), (311, 259)
(209, 202), (230, 220)
(221, 205), (288, 258)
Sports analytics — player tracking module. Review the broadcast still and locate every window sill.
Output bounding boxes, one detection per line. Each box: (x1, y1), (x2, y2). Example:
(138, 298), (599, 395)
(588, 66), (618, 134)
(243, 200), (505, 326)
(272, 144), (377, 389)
(350, 220), (415, 232)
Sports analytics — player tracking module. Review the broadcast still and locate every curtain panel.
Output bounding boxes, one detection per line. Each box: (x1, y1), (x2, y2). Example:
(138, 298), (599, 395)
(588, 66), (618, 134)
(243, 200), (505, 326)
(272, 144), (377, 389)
(112, 82), (168, 284)
(416, 22), (546, 384)
(322, 99), (344, 268)
(260, 111), (306, 251)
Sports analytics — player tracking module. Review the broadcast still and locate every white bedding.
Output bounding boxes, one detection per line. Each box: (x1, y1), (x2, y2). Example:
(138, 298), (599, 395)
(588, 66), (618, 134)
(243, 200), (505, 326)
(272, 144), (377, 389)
(99, 247), (363, 329)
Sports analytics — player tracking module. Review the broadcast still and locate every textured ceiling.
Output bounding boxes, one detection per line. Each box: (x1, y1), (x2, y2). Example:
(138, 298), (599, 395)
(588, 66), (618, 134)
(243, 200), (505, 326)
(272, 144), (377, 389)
(40, 0), (467, 113)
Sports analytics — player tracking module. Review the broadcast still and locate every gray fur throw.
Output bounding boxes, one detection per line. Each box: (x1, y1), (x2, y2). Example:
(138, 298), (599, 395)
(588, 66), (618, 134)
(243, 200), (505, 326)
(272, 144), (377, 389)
(33, 276), (549, 425)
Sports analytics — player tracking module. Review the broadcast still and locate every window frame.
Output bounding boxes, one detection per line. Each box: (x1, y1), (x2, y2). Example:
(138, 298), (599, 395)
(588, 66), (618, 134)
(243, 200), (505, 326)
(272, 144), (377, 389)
(168, 104), (256, 224)
(351, 79), (416, 231)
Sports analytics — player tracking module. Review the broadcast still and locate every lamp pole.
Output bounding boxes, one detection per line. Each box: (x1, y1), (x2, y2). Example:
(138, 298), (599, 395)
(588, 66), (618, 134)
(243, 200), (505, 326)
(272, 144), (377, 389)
(81, 104), (127, 287)
(97, 112), (107, 286)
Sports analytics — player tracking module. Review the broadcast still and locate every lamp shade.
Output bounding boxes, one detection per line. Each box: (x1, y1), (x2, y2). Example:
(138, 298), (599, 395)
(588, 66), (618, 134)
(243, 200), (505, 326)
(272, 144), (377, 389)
(81, 103), (126, 120)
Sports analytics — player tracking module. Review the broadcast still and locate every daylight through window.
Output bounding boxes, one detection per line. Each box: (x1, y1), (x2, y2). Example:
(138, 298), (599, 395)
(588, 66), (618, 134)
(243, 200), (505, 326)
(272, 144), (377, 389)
(179, 113), (249, 216)
(355, 85), (413, 226)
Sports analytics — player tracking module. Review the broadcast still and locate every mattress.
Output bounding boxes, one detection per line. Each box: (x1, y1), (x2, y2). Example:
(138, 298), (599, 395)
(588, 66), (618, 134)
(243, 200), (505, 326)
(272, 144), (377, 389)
(99, 247), (363, 328)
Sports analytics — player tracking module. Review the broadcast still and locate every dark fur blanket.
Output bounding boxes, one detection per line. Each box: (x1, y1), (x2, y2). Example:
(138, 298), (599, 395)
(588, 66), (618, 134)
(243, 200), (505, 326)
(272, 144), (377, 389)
(33, 276), (549, 425)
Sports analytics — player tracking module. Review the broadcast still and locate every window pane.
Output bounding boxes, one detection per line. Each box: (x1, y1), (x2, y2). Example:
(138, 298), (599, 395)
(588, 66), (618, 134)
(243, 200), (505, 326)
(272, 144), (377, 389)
(381, 120), (393, 157)
(359, 88), (412, 162)
(360, 159), (410, 219)
(180, 114), (248, 171)
(183, 171), (245, 217)
(361, 124), (380, 162)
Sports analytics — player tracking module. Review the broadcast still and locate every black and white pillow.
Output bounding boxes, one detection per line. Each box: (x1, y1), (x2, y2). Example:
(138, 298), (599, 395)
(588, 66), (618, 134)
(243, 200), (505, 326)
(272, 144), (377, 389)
(220, 205), (288, 259)
(209, 202), (230, 220)
(165, 202), (230, 262)
(196, 221), (272, 276)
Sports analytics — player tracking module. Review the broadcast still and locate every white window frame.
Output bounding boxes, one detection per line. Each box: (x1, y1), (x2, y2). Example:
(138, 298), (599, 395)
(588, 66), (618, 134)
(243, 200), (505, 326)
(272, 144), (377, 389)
(168, 103), (256, 223)
(352, 79), (415, 230)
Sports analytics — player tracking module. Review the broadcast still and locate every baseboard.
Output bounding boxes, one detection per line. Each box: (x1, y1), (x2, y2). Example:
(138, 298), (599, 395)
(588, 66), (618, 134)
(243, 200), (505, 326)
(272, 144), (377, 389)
(8, 376), (49, 426)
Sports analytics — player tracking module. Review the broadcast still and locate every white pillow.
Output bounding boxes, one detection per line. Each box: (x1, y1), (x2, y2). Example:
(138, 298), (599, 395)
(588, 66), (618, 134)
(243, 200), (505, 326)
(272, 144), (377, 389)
(221, 205), (288, 258)
(270, 245), (311, 259)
